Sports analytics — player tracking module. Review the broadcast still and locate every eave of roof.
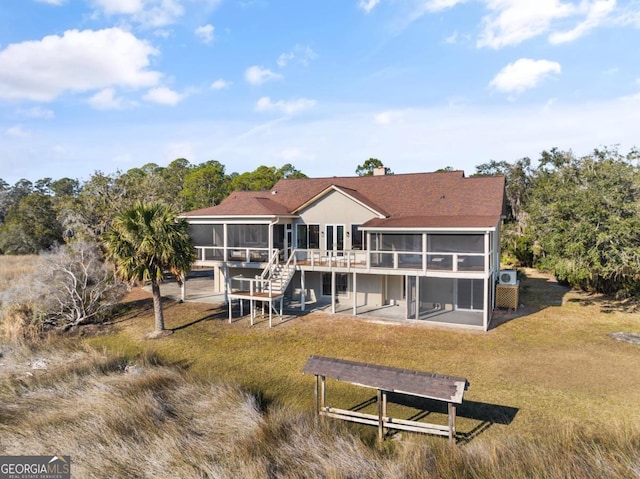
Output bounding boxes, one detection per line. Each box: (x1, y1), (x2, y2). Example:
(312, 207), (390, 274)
(361, 215), (502, 229)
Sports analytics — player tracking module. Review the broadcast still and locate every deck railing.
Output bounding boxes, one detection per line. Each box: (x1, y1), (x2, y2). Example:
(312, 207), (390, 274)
(194, 246), (270, 263)
(195, 246), (490, 274)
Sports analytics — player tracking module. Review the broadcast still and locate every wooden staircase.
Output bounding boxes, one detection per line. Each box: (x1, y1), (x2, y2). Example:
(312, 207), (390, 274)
(262, 257), (296, 296)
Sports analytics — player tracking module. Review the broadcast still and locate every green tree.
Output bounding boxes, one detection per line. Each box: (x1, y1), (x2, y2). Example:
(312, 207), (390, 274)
(525, 147), (640, 295)
(231, 164), (307, 192)
(162, 158), (192, 209)
(77, 171), (128, 237)
(356, 158), (392, 176)
(103, 202), (195, 336)
(276, 163), (307, 180)
(180, 160), (229, 210)
(0, 193), (63, 254)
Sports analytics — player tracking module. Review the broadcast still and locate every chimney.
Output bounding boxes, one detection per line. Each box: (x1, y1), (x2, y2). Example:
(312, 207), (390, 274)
(373, 166), (387, 176)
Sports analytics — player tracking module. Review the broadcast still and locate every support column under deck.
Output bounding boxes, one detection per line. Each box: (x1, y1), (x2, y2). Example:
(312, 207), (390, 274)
(301, 270), (306, 312)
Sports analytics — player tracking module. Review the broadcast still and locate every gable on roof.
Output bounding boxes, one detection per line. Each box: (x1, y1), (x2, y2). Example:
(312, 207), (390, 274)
(292, 185), (388, 218)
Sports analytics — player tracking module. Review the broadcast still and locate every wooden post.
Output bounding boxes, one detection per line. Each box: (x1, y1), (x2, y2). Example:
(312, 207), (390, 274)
(377, 389), (384, 443)
(228, 298), (232, 323)
(320, 375), (326, 410)
(382, 390), (388, 438)
(269, 299), (273, 328)
(448, 402), (456, 444)
(314, 375), (319, 415)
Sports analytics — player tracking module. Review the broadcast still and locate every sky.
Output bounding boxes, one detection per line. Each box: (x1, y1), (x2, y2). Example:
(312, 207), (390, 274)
(1, 0), (640, 185)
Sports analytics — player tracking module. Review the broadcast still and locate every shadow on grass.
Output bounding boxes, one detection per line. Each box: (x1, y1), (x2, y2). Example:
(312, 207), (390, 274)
(170, 305), (231, 332)
(490, 270), (571, 329)
(565, 293), (640, 314)
(107, 297), (155, 324)
(347, 393), (518, 444)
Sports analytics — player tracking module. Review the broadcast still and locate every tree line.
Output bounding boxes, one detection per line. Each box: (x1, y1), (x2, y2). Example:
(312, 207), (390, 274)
(477, 146), (640, 297)
(0, 160), (306, 255)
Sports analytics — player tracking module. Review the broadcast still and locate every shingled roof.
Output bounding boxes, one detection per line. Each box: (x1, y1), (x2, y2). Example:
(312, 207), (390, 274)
(181, 171), (505, 229)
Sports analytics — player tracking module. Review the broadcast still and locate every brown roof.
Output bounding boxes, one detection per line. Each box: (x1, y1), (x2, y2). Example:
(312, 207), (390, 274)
(182, 171), (505, 229)
(182, 191), (292, 216)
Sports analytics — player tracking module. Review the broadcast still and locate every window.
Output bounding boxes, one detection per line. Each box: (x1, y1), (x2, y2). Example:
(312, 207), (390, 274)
(429, 234), (483, 253)
(372, 233), (421, 252)
(188, 224), (214, 246)
(227, 224), (268, 247)
(273, 224), (284, 250)
(296, 223), (320, 249)
(322, 273), (348, 296)
(351, 224), (367, 250)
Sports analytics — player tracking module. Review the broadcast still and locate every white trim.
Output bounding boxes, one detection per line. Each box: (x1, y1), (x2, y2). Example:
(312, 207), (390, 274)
(181, 215), (297, 222)
(359, 226), (497, 233)
(292, 185), (387, 218)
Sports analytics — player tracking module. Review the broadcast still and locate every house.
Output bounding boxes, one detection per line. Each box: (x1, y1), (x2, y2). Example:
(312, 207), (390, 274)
(180, 169), (506, 330)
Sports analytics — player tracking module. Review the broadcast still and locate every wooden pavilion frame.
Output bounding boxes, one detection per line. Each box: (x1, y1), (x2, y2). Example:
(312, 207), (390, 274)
(302, 356), (468, 444)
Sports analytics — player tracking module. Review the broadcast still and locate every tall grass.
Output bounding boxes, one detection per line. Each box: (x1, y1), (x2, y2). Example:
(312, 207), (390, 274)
(0, 255), (43, 342)
(0, 254), (41, 292)
(1, 346), (638, 479)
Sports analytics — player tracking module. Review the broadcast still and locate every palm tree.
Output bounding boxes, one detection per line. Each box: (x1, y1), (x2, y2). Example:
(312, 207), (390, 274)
(103, 202), (194, 336)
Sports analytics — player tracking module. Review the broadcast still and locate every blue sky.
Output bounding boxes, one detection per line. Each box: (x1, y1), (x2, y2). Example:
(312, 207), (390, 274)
(1, 0), (639, 185)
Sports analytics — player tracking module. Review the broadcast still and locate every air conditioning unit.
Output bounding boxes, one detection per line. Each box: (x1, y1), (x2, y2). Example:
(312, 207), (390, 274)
(499, 270), (518, 285)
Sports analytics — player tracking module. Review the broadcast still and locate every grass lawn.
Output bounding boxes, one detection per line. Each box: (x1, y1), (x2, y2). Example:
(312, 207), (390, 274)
(85, 268), (640, 443)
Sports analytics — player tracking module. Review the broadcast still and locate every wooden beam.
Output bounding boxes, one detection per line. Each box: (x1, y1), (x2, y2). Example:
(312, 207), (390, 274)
(448, 402), (456, 444)
(314, 375), (319, 415)
(377, 389), (383, 443)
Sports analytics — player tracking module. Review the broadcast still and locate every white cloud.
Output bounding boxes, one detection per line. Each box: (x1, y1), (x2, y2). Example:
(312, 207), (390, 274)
(277, 52), (295, 68)
(210, 79), (231, 90)
(255, 97), (317, 115)
(477, 0), (576, 49)
(35, 0), (66, 5)
(359, 0), (381, 13)
(245, 66), (283, 85)
(89, 88), (127, 110)
(0, 28), (161, 102)
(91, 0), (184, 28)
(423, 0), (467, 12)
(490, 58), (562, 94)
(91, 0), (144, 15)
(143, 86), (183, 105)
(18, 107), (54, 119)
(195, 24), (215, 43)
(549, 0), (616, 44)
(277, 44), (317, 67)
(383, 0), (617, 47)
(5, 125), (30, 138)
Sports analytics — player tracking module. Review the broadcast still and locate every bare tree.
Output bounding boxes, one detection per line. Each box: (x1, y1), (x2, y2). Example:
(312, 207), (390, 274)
(1, 241), (127, 331)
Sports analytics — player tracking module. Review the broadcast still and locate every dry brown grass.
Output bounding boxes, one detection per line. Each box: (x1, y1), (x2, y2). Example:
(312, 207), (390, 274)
(87, 271), (640, 442)
(0, 254), (41, 292)
(0, 255), (44, 343)
(3, 263), (640, 477)
(0, 345), (638, 479)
